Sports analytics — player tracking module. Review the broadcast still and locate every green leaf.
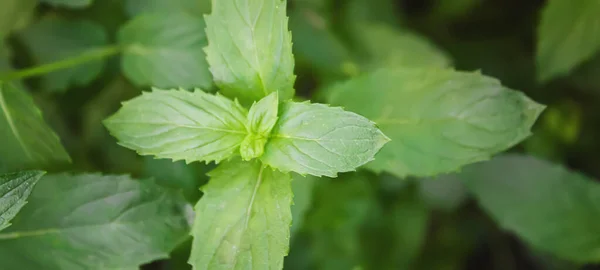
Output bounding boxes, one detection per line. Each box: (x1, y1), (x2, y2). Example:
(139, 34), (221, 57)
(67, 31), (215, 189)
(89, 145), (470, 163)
(261, 101), (389, 177)
(290, 173), (317, 237)
(327, 68), (545, 177)
(289, 8), (357, 78)
(18, 17), (108, 92)
(125, 0), (210, 17)
(355, 23), (451, 69)
(0, 173), (191, 269)
(142, 156), (213, 203)
(189, 158), (292, 269)
(463, 154), (600, 263)
(119, 13), (213, 90)
(241, 92), (279, 161)
(205, 0), (295, 105)
(536, 0), (600, 82)
(0, 0), (36, 38)
(304, 172), (375, 270)
(104, 88), (248, 164)
(0, 171), (45, 231)
(0, 82), (71, 172)
(39, 0), (93, 8)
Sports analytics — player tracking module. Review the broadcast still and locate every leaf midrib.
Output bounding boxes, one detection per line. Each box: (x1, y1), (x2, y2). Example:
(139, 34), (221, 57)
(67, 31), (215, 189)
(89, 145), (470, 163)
(0, 88), (33, 162)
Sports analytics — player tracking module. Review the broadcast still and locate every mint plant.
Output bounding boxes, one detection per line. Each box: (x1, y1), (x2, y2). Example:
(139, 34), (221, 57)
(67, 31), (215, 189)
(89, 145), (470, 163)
(3, 0), (600, 269)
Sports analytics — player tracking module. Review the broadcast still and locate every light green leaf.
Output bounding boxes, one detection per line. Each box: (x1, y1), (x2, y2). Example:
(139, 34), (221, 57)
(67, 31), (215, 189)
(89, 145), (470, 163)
(355, 23), (451, 69)
(463, 154), (600, 263)
(205, 0), (295, 105)
(39, 0), (92, 8)
(125, 0), (210, 17)
(119, 13), (213, 90)
(0, 171), (44, 231)
(327, 68), (545, 177)
(536, 0), (600, 82)
(104, 88), (248, 164)
(0, 0), (36, 38)
(18, 17), (108, 92)
(241, 92), (279, 161)
(189, 158), (292, 270)
(0, 82), (71, 172)
(0, 173), (191, 269)
(290, 173), (317, 237)
(261, 101), (389, 177)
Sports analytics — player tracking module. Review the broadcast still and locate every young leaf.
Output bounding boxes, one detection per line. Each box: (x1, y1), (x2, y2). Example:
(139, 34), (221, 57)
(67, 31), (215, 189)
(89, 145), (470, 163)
(241, 92), (279, 160)
(104, 88), (248, 164)
(125, 0), (210, 17)
(537, 0), (600, 82)
(327, 68), (545, 177)
(205, 0), (295, 105)
(0, 171), (45, 231)
(0, 82), (71, 172)
(189, 158), (292, 270)
(0, 173), (191, 269)
(18, 17), (108, 92)
(261, 101), (389, 177)
(119, 13), (213, 90)
(463, 154), (600, 263)
(39, 0), (93, 8)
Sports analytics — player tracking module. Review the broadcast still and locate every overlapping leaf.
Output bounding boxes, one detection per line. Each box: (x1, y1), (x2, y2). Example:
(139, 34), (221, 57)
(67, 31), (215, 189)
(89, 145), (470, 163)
(189, 159), (292, 270)
(0, 173), (191, 269)
(18, 17), (108, 92)
(464, 155), (600, 262)
(0, 171), (44, 231)
(537, 0), (600, 82)
(104, 88), (248, 164)
(119, 13), (212, 90)
(0, 82), (70, 172)
(327, 68), (545, 177)
(241, 92), (279, 160)
(205, 0), (295, 104)
(261, 101), (389, 177)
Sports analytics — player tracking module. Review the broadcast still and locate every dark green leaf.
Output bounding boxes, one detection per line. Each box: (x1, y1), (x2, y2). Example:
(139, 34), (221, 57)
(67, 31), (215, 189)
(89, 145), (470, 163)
(0, 0), (36, 38)
(0, 82), (71, 172)
(464, 154), (600, 263)
(125, 0), (210, 17)
(0, 173), (191, 269)
(119, 13), (212, 90)
(39, 0), (93, 8)
(536, 0), (600, 82)
(18, 17), (108, 92)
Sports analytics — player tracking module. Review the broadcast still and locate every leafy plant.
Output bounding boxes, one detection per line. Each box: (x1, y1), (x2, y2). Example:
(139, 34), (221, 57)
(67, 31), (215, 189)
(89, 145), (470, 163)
(1, 0), (600, 269)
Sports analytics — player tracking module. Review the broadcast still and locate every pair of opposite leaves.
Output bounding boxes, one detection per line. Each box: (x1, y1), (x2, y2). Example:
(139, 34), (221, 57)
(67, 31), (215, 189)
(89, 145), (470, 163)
(104, 88), (390, 178)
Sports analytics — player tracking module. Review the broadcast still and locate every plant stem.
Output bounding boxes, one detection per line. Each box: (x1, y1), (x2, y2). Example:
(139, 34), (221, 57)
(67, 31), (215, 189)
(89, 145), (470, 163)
(0, 45), (123, 81)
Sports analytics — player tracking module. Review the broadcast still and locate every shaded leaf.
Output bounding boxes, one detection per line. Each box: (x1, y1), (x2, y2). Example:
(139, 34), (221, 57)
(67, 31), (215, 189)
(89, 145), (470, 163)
(536, 0), (600, 82)
(261, 101), (389, 177)
(0, 0), (36, 38)
(205, 0), (295, 105)
(125, 0), (210, 17)
(0, 173), (191, 269)
(463, 154), (600, 263)
(119, 13), (212, 90)
(18, 17), (108, 92)
(0, 82), (71, 172)
(290, 173), (317, 237)
(327, 68), (545, 177)
(189, 159), (292, 270)
(39, 0), (93, 8)
(0, 171), (44, 231)
(104, 88), (248, 164)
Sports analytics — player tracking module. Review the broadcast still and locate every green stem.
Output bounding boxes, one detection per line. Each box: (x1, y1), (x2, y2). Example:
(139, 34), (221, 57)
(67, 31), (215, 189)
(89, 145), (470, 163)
(0, 45), (123, 81)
